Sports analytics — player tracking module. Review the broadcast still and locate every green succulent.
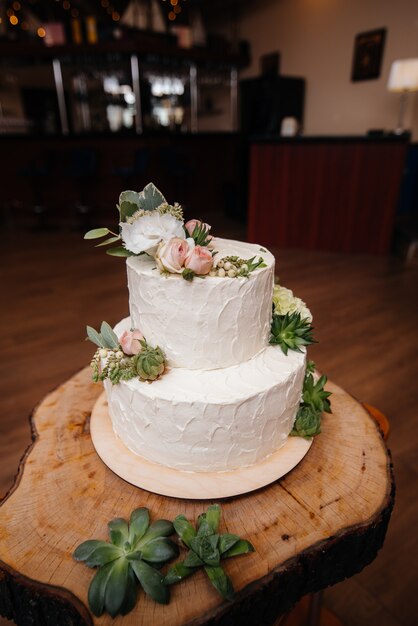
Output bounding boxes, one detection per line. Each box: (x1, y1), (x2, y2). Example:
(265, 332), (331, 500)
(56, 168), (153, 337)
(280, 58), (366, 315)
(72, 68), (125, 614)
(134, 344), (165, 381)
(165, 504), (254, 601)
(269, 312), (315, 355)
(291, 361), (332, 439)
(73, 508), (178, 617)
(291, 404), (322, 438)
(302, 370), (332, 414)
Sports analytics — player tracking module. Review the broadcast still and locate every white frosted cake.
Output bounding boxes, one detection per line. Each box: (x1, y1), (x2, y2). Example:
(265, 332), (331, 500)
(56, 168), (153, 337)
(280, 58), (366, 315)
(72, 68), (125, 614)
(86, 184), (322, 474)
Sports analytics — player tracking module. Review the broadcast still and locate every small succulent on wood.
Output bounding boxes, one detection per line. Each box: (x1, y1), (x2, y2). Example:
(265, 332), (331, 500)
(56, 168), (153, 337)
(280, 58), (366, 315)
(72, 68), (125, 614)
(73, 508), (178, 617)
(165, 504), (255, 601)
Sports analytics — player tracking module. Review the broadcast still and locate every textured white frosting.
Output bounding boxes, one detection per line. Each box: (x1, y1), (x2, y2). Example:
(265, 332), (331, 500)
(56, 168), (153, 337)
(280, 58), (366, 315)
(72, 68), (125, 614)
(104, 318), (306, 472)
(126, 238), (275, 370)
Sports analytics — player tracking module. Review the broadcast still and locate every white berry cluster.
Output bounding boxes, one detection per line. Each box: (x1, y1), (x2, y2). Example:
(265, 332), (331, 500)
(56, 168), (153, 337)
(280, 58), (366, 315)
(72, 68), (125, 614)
(209, 256), (249, 278)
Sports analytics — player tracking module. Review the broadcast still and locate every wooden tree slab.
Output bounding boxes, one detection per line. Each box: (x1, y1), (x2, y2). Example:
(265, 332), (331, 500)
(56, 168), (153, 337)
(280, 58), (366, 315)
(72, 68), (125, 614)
(0, 368), (394, 626)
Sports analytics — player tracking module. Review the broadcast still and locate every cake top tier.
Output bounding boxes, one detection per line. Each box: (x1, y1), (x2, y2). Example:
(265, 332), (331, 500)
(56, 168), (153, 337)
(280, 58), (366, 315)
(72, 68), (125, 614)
(127, 237), (275, 369)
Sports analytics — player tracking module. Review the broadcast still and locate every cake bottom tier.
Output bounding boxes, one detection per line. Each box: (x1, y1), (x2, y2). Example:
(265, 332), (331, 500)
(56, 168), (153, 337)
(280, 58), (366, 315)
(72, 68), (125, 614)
(104, 318), (306, 472)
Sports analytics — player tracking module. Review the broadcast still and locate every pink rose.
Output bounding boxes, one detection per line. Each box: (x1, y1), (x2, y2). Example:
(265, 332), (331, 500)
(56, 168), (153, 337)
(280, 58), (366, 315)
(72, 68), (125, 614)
(156, 237), (189, 274)
(185, 219), (211, 237)
(119, 329), (144, 355)
(185, 245), (214, 275)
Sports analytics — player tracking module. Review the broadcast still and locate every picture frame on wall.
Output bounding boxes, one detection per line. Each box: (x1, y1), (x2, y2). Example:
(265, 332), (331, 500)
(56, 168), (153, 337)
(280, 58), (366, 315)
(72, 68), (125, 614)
(351, 28), (386, 82)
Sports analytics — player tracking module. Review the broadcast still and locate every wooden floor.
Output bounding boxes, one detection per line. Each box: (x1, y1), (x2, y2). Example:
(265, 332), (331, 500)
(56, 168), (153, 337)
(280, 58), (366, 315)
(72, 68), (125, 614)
(1, 218), (417, 626)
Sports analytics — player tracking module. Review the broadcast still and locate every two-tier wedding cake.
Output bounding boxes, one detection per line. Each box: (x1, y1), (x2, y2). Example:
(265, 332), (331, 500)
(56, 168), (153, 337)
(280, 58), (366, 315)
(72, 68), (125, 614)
(86, 184), (329, 474)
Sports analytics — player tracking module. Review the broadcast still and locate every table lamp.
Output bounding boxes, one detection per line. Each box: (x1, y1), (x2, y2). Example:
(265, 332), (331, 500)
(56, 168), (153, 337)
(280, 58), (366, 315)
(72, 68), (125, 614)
(387, 58), (418, 134)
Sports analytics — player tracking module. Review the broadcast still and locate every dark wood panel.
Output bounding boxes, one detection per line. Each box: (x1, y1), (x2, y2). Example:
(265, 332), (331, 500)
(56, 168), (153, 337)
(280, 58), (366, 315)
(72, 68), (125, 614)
(248, 140), (408, 254)
(0, 134), (242, 223)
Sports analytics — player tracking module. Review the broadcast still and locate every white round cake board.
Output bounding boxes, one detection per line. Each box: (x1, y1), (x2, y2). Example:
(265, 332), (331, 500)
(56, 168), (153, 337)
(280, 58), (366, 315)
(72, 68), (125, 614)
(90, 392), (313, 500)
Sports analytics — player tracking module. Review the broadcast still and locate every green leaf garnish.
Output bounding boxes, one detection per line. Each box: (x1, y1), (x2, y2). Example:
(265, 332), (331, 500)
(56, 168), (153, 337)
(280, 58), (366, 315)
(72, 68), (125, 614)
(84, 227), (111, 239)
(73, 508), (178, 618)
(95, 235), (121, 247)
(106, 246), (135, 257)
(86, 325), (104, 348)
(100, 321), (119, 350)
(290, 361), (332, 439)
(165, 504), (254, 600)
(269, 312), (315, 355)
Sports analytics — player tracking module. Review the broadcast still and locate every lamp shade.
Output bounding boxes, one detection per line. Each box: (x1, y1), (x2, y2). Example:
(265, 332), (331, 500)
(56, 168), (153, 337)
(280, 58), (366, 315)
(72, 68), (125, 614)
(387, 58), (418, 93)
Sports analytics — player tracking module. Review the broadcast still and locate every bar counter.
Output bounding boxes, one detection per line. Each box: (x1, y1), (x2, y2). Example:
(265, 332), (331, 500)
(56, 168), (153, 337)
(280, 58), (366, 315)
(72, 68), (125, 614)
(247, 135), (409, 254)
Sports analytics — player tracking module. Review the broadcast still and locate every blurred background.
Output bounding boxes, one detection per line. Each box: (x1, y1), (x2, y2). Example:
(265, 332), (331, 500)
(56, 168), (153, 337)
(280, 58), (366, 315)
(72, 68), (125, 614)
(1, 1), (418, 625)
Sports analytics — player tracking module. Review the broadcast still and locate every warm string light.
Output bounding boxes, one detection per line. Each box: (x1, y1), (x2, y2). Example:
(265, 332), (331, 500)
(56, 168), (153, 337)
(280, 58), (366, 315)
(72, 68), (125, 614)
(10, 15), (18, 25)
(37, 27), (46, 38)
(164, 0), (187, 22)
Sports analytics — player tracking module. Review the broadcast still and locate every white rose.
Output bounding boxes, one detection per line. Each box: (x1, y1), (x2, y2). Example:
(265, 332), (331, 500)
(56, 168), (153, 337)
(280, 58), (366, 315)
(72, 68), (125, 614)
(273, 285), (313, 322)
(120, 212), (184, 256)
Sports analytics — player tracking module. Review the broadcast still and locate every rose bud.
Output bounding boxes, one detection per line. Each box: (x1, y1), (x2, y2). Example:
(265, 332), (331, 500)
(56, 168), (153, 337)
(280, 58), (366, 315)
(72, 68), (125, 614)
(119, 329), (144, 355)
(185, 219), (211, 237)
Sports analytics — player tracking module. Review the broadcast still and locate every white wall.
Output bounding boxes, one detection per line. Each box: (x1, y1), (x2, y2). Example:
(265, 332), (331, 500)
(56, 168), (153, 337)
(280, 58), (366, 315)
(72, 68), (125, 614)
(234, 0), (418, 138)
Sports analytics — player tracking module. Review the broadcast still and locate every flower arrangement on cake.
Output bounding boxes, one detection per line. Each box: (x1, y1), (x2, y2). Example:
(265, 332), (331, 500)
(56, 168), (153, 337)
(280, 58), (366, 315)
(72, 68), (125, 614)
(84, 182), (332, 471)
(85, 182), (266, 282)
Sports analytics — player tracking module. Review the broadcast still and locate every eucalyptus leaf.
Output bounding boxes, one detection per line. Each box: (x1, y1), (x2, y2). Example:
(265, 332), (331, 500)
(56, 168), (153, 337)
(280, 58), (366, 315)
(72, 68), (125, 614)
(137, 183), (166, 212)
(108, 518), (129, 547)
(106, 246), (135, 257)
(204, 565), (234, 601)
(223, 539), (255, 558)
(84, 227), (110, 240)
(129, 508), (150, 547)
(73, 539), (110, 563)
(119, 190), (141, 208)
(88, 562), (114, 617)
(95, 235), (120, 247)
(86, 325), (104, 348)
(140, 537), (178, 564)
(219, 534), (240, 554)
(173, 515), (197, 548)
(130, 559), (169, 605)
(164, 562), (196, 585)
(138, 519), (174, 546)
(119, 201), (139, 223)
(100, 321), (119, 350)
(104, 557), (129, 618)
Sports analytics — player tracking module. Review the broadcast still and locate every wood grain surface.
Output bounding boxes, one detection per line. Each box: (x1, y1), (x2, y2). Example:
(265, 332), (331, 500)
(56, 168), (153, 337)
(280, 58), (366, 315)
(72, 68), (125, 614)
(0, 366), (392, 626)
(0, 221), (417, 625)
